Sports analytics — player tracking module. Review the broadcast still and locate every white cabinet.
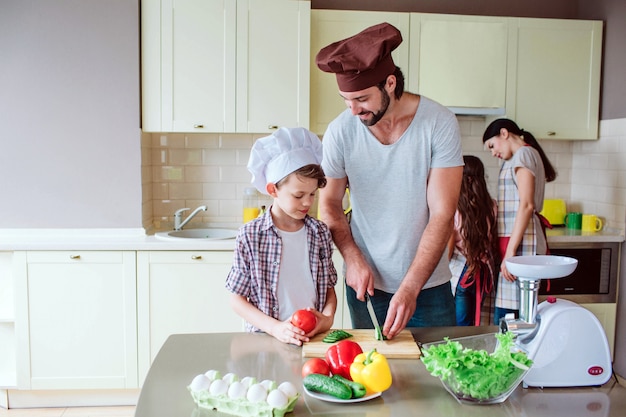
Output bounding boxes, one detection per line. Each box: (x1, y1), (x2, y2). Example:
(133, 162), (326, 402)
(331, 250), (352, 329)
(310, 10), (410, 135)
(409, 13), (508, 115)
(14, 251), (137, 390)
(137, 251), (243, 382)
(0, 252), (16, 390)
(506, 18), (603, 140)
(142, 0), (310, 133)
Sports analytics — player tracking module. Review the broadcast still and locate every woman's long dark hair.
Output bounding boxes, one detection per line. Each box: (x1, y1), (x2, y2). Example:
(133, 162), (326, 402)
(482, 118), (557, 182)
(458, 155), (499, 276)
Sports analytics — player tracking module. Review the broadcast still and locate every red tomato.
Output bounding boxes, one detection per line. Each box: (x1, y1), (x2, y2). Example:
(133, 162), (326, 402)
(291, 309), (317, 333)
(301, 358), (330, 378)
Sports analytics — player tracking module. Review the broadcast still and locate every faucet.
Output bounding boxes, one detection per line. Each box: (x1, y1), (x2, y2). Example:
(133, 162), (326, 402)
(174, 205), (207, 230)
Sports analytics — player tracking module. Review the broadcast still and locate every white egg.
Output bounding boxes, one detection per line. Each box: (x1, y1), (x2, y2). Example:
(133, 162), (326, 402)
(204, 369), (221, 381)
(266, 389), (288, 408)
(189, 374), (211, 392)
(209, 379), (229, 397)
(246, 383), (268, 403)
(227, 381), (247, 399)
(222, 372), (238, 385)
(260, 379), (277, 391)
(277, 381), (298, 399)
(240, 376), (256, 388)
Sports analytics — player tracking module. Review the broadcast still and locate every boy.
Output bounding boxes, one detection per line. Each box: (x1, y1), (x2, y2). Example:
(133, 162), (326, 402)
(226, 127), (338, 345)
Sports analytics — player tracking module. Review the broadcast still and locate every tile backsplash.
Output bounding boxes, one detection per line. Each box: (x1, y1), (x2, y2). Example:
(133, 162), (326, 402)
(142, 117), (626, 231)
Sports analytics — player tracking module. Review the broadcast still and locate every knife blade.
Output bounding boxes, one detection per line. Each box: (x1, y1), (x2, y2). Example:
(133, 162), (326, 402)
(365, 294), (385, 340)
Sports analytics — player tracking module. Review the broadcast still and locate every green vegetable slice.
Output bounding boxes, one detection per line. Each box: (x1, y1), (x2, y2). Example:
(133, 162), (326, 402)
(322, 330), (353, 343)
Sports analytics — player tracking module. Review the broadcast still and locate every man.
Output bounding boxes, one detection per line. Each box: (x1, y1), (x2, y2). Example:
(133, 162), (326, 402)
(316, 22), (463, 339)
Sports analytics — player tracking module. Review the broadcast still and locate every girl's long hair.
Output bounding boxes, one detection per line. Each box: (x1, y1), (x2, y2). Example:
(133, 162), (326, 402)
(482, 118), (557, 182)
(458, 155), (499, 276)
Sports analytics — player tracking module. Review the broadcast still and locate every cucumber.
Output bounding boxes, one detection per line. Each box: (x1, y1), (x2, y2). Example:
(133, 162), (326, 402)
(331, 374), (366, 398)
(303, 373), (352, 400)
(322, 329), (353, 343)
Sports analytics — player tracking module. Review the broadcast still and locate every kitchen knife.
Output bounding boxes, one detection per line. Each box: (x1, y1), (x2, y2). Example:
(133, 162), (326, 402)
(365, 293), (386, 340)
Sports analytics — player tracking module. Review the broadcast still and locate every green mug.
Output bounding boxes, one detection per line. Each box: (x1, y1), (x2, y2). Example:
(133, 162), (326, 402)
(565, 212), (582, 230)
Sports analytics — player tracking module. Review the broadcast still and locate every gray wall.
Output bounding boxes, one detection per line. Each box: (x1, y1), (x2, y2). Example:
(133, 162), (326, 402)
(312, 0), (626, 120)
(0, 0), (142, 229)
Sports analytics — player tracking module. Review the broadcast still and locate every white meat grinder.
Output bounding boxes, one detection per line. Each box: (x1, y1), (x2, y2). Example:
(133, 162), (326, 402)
(501, 255), (612, 388)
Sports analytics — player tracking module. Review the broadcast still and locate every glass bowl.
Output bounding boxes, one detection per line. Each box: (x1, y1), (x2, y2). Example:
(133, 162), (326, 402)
(421, 333), (531, 405)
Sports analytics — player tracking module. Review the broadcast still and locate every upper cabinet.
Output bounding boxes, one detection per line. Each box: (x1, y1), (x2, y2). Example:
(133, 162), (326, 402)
(309, 11), (602, 139)
(506, 18), (603, 140)
(409, 13), (508, 116)
(142, 0), (310, 133)
(310, 10), (410, 135)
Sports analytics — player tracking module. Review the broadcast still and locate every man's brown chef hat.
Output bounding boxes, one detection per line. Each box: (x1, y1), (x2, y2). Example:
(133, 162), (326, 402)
(315, 22), (403, 92)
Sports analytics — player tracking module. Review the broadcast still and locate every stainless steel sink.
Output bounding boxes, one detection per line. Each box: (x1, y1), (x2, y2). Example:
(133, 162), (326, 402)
(155, 228), (238, 241)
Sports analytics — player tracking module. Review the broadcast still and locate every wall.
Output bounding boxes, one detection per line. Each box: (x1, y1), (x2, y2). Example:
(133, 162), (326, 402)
(1, 0), (623, 231)
(144, 117), (626, 231)
(0, 0), (142, 229)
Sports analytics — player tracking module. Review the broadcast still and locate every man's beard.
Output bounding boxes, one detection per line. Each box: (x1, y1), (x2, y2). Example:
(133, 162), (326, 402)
(359, 88), (390, 127)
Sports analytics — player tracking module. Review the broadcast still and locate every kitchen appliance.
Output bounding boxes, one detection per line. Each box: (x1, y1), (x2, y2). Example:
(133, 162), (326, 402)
(540, 199), (567, 226)
(501, 256), (613, 388)
(542, 242), (619, 304)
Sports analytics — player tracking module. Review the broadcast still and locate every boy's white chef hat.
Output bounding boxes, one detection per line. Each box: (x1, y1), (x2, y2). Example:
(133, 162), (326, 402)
(248, 127), (323, 194)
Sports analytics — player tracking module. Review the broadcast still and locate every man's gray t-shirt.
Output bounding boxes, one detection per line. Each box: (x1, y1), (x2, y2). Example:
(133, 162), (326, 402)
(322, 96), (463, 293)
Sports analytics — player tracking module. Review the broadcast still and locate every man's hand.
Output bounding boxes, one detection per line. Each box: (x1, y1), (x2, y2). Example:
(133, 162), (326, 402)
(382, 288), (417, 339)
(344, 254), (375, 301)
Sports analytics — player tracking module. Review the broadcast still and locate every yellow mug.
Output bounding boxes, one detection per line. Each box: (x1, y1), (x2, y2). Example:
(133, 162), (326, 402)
(582, 214), (603, 232)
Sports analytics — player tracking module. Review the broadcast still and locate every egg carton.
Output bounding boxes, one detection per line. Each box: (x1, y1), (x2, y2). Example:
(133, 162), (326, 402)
(189, 388), (299, 417)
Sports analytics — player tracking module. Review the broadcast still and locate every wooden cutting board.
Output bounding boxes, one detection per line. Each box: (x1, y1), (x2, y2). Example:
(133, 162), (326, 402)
(302, 329), (421, 359)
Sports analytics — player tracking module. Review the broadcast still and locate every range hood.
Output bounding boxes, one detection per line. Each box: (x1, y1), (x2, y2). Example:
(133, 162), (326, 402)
(447, 106), (506, 116)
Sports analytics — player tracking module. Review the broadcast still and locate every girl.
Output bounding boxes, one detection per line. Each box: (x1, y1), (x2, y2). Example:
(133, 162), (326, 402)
(448, 155), (499, 326)
(482, 119), (556, 325)
(226, 127), (338, 346)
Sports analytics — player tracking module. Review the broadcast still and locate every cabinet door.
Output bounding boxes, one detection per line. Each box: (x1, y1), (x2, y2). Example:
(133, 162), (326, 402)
(137, 251), (243, 382)
(410, 13), (508, 115)
(509, 18), (602, 140)
(331, 251), (352, 329)
(142, 0), (236, 132)
(14, 251), (137, 390)
(310, 10), (410, 135)
(237, 0), (310, 132)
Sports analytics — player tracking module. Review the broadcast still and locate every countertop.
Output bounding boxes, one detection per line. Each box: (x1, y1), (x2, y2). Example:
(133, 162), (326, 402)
(135, 327), (626, 417)
(546, 226), (624, 243)
(0, 228), (238, 251)
(0, 225), (623, 251)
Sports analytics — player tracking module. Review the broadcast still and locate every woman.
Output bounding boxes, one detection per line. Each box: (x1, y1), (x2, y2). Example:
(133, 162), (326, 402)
(482, 119), (556, 324)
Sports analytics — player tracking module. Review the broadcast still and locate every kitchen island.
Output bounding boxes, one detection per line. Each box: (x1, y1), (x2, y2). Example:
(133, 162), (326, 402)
(135, 327), (626, 417)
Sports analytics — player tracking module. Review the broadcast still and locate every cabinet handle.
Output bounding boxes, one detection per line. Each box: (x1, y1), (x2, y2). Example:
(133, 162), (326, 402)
(69, 254), (81, 260)
(547, 131), (556, 136)
(193, 124), (204, 128)
(268, 125), (278, 130)
(191, 255), (203, 260)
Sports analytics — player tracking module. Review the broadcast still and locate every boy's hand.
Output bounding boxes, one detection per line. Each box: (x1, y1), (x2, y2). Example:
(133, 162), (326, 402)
(270, 320), (309, 346)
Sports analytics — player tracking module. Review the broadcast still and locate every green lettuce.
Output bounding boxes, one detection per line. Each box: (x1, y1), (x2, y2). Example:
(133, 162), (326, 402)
(420, 332), (533, 400)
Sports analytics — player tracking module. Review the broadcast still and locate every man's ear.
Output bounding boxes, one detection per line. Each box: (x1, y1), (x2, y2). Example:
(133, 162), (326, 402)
(266, 183), (277, 197)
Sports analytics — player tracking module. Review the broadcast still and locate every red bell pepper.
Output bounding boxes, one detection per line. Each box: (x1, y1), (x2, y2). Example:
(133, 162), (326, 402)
(324, 340), (363, 380)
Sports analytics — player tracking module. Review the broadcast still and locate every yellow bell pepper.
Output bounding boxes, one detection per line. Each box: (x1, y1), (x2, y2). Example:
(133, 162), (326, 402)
(349, 349), (392, 393)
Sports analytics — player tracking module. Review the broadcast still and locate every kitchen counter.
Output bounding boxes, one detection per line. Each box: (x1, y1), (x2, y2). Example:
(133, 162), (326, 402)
(546, 226), (624, 243)
(135, 327), (626, 417)
(0, 228), (238, 251)
(0, 225), (623, 251)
